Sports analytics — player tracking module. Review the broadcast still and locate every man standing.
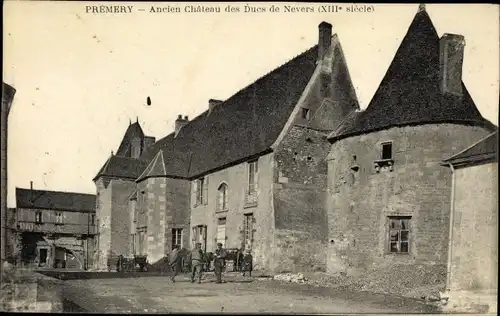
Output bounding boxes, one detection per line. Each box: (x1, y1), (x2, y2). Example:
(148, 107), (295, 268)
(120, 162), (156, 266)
(169, 244), (181, 283)
(242, 249), (253, 277)
(189, 243), (204, 284)
(214, 243), (227, 284)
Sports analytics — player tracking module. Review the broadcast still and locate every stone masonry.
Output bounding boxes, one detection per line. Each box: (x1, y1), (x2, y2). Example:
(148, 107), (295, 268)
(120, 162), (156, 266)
(326, 124), (492, 279)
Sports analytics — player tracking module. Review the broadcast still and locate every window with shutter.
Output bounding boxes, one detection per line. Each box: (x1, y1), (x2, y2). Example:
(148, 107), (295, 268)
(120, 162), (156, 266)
(245, 159), (259, 206)
(243, 213), (254, 250)
(202, 177), (209, 205)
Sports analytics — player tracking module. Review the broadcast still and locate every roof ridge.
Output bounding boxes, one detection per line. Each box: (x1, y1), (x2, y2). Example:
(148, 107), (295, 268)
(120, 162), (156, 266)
(251, 45), (317, 87)
(158, 150), (166, 175)
(16, 187), (96, 196)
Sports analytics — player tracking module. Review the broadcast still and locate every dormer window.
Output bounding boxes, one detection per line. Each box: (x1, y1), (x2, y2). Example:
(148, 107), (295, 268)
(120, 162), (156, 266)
(301, 108), (311, 120)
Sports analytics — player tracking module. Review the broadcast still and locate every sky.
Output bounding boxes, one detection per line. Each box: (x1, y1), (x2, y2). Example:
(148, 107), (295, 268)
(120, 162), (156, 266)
(3, 2), (499, 207)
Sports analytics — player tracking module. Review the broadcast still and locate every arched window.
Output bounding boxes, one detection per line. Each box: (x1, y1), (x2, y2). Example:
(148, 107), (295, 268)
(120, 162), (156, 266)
(217, 183), (228, 212)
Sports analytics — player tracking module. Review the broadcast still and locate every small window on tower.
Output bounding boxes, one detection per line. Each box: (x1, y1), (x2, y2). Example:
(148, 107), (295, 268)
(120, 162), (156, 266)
(381, 142), (393, 160)
(301, 108), (311, 120)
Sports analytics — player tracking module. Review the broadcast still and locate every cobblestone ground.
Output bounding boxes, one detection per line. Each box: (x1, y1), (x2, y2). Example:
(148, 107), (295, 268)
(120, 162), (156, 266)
(62, 273), (439, 314)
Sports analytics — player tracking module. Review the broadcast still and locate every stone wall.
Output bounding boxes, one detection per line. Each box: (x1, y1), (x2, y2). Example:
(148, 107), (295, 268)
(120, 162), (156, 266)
(135, 178), (167, 264)
(110, 180), (135, 257)
(164, 178), (190, 255)
(273, 126), (330, 272)
(94, 178), (111, 270)
(326, 124), (492, 279)
(450, 162), (498, 291)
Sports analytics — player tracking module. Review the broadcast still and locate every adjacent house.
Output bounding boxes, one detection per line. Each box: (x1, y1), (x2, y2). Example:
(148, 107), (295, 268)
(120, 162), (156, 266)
(93, 21), (360, 273)
(441, 131), (498, 313)
(325, 4), (496, 287)
(13, 184), (97, 270)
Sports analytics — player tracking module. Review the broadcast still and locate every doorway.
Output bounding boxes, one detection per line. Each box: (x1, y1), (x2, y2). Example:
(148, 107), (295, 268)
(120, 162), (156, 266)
(39, 248), (48, 267)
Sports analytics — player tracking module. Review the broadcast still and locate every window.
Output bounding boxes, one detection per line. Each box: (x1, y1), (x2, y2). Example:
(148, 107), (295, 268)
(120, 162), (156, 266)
(243, 213), (254, 250)
(91, 214), (95, 226)
(216, 218), (227, 248)
(35, 211), (43, 224)
(388, 217), (411, 254)
(172, 228), (183, 250)
(55, 212), (63, 224)
(217, 183), (228, 212)
(248, 160), (258, 195)
(194, 177), (208, 206)
(301, 107), (311, 120)
(381, 142), (393, 160)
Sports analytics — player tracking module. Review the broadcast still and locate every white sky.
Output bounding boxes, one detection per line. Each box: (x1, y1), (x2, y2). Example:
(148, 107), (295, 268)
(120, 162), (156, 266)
(3, 2), (499, 207)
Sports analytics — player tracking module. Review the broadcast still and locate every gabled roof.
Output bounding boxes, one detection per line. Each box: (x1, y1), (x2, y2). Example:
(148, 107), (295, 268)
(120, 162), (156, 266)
(93, 154), (147, 181)
(443, 132), (498, 167)
(16, 188), (96, 212)
(138, 44), (320, 179)
(329, 6), (495, 142)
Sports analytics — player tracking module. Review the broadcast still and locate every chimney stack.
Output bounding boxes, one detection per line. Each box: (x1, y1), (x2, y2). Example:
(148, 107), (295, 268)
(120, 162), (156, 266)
(208, 99), (223, 114)
(30, 181), (33, 203)
(174, 114), (189, 137)
(439, 33), (466, 97)
(318, 22), (332, 62)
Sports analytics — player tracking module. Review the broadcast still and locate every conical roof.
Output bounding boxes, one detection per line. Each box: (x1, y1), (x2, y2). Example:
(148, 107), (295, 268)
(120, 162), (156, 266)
(330, 5), (495, 141)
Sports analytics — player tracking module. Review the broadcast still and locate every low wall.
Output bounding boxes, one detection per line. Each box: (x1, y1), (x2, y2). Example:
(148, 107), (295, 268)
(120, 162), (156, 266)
(1, 264), (63, 312)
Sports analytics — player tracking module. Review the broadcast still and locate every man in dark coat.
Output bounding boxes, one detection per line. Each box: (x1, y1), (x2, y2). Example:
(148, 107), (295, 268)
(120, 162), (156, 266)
(214, 243), (227, 284)
(189, 243), (204, 284)
(242, 249), (253, 277)
(169, 245), (182, 283)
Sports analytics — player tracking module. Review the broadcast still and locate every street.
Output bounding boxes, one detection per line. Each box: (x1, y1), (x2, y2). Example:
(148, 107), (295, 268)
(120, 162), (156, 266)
(61, 273), (439, 314)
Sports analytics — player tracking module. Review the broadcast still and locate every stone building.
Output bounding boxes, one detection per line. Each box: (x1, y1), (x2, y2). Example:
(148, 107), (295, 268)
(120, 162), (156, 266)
(12, 184), (97, 270)
(1, 82), (16, 263)
(93, 21), (360, 273)
(441, 131), (498, 313)
(325, 4), (496, 284)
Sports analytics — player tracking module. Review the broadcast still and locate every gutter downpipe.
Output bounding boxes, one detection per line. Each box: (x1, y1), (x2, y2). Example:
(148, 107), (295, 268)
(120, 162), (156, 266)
(446, 163), (456, 291)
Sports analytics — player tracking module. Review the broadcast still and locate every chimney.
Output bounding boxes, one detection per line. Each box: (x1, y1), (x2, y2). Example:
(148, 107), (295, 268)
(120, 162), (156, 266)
(208, 99), (223, 114)
(318, 22), (332, 62)
(174, 114), (189, 137)
(144, 136), (156, 149)
(29, 181), (33, 203)
(439, 33), (466, 97)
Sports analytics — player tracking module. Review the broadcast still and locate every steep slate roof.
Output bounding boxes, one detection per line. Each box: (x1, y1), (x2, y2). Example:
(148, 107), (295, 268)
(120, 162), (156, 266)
(329, 6), (495, 142)
(116, 121), (145, 156)
(138, 45), (320, 179)
(93, 154), (147, 181)
(137, 150), (167, 181)
(443, 131), (498, 167)
(16, 188), (96, 212)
